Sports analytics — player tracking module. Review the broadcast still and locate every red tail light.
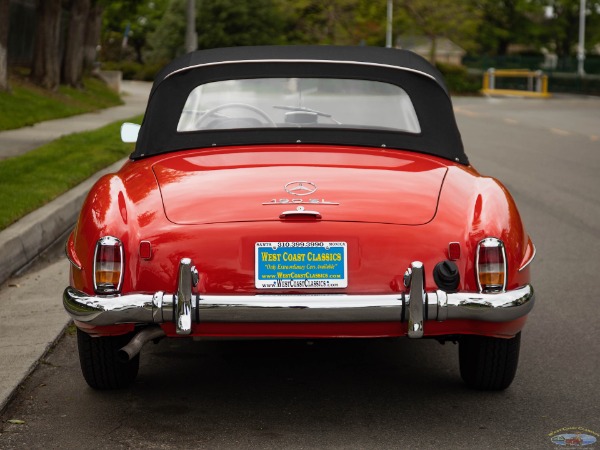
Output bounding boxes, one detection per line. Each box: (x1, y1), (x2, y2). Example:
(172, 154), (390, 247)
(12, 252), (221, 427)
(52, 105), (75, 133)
(476, 238), (506, 293)
(94, 236), (124, 294)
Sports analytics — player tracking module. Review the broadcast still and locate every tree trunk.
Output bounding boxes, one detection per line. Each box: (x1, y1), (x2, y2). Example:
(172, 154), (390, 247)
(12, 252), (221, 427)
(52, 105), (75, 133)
(83, 2), (103, 72)
(31, 0), (62, 90)
(429, 35), (437, 64)
(62, 0), (91, 88)
(0, 0), (9, 91)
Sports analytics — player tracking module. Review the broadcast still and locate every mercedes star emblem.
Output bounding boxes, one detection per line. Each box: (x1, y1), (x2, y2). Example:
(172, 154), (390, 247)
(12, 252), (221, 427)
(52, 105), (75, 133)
(284, 181), (317, 196)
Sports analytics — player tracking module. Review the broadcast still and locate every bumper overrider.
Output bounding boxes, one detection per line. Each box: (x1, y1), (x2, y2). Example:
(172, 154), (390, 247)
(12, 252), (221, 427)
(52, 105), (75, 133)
(64, 259), (534, 338)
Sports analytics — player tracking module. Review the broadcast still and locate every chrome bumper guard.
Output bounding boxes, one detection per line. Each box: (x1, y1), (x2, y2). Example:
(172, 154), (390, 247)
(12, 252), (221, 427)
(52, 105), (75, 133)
(64, 260), (534, 338)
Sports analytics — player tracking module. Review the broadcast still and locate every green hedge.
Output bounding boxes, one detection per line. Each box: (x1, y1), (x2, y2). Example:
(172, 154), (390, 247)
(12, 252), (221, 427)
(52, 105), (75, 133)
(548, 74), (600, 95)
(464, 54), (600, 75)
(100, 61), (165, 82)
(101, 59), (482, 95)
(435, 62), (481, 95)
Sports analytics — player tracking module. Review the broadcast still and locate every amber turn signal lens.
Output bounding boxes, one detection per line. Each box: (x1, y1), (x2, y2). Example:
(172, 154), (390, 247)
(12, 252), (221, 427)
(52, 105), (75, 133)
(95, 262), (122, 285)
(94, 236), (124, 294)
(476, 238), (506, 293)
(478, 271), (505, 287)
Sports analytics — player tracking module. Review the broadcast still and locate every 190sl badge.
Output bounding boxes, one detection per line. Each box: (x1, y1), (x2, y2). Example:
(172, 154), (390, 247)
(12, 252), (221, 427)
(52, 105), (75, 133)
(262, 198), (339, 205)
(264, 180), (339, 205)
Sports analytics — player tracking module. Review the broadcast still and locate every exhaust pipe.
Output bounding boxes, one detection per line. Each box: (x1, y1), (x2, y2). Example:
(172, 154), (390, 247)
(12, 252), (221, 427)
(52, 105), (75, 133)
(118, 327), (165, 362)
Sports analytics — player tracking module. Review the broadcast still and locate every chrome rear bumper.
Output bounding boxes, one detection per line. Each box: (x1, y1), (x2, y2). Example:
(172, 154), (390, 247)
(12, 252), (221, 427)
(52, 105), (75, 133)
(64, 260), (534, 338)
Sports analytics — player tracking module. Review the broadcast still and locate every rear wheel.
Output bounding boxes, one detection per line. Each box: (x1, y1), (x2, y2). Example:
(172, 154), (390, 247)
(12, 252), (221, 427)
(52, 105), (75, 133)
(459, 332), (521, 390)
(77, 329), (139, 390)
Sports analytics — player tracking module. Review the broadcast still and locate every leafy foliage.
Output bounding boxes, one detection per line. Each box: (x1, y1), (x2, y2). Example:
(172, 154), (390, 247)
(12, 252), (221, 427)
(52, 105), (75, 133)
(0, 115), (142, 230)
(471, 0), (531, 55)
(101, 0), (169, 63)
(0, 77), (122, 131)
(276, 0), (386, 46)
(145, 0), (286, 64)
(537, 0), (600, 57)
(97, 0), (600, 67)
(197, 0), (286, 48)
(398, 0), (481, 57)
(144, 0), (185, 63)
(436, 62), (481, 94)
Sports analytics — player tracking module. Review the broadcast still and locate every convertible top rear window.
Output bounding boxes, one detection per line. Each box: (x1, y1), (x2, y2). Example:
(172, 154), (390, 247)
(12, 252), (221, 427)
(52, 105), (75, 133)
(177, 78), (421, 134)
(133, 46), (468, 164)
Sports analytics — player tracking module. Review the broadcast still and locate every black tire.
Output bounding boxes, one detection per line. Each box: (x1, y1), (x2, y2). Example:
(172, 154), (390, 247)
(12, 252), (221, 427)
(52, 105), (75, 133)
(77, 329), (140, 390)
(459, 332), (521, 390)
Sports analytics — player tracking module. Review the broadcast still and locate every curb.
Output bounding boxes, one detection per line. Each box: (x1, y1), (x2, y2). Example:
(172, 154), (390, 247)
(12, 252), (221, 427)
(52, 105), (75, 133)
(0, 322), (70, 414)
(0, 158), (127, 414)
(0, 80), (149, 415)
(0, 158), (128, 286)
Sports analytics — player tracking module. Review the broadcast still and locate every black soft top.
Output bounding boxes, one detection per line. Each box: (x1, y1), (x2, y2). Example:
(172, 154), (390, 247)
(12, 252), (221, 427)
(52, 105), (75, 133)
(134, 46), (467, 164)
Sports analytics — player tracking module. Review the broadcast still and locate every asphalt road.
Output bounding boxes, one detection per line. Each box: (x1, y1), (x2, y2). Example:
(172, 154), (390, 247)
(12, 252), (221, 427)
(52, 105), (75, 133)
(1, 94), (599, 449)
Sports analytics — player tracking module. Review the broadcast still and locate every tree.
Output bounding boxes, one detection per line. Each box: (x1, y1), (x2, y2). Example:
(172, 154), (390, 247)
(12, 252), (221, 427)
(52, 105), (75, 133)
(145, 0), (286, 64)
(131, 0), (170, 62)
(539, 0), (600, 57)
(472, 0), (540, 55)
(144, 0), (185, 63)
(352, 0), (388, 46)
(31, 0), (62, 90)
(0, 0), (9, 91)
(398, 0), (481, 61)
(279, 0), (357, 45)
(84, 1), (105, 71)
(195, 0), (285, 49)
(62, 0), (91, 88)
(588, 4), (600, 55)
(277, 0), (386, 46)
(101, 0), (168, 64)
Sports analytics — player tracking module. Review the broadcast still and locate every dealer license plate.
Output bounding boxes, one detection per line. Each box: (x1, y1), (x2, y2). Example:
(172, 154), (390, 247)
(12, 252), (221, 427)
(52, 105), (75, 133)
(255, 242), (347, 289)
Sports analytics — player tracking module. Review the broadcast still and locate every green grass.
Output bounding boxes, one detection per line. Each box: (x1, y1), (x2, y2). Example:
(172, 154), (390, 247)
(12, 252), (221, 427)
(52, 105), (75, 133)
(0, 115), (143, 230)
(0, 77), (123, 131)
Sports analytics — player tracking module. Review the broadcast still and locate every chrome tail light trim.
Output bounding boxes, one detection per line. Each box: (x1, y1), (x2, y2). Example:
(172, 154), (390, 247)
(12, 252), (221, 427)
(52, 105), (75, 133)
(93, 236), (124, 295)
(475, 237), (507, 293)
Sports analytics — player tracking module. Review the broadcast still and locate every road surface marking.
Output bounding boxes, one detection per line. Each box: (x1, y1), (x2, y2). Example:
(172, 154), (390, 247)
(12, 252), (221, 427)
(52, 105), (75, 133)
(453, 107), (479, 118)
(550, 128), (571, 136)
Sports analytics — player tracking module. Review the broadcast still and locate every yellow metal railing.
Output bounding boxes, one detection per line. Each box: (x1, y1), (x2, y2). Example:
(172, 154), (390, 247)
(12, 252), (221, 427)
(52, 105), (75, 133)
(481, 68), (551, 98)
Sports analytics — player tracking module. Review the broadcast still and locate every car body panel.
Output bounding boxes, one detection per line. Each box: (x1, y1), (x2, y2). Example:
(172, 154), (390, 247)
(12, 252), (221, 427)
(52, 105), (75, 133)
(68, 145), (531, 330)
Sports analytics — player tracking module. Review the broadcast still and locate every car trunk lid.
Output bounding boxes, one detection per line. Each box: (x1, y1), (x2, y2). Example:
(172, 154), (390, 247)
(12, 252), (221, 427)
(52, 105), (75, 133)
(152, 146), (447, 226)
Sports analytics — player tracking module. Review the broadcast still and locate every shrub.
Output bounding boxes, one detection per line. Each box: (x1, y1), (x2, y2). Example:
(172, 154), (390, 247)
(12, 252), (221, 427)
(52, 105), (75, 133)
(100, 61), (163, 82)
(435, 62), (481, 95)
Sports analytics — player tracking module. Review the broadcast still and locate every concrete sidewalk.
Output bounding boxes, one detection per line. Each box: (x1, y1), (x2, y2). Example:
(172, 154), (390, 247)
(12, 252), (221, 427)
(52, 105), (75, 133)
(0, 81), (150, 412)
(0, 80), (150, 161)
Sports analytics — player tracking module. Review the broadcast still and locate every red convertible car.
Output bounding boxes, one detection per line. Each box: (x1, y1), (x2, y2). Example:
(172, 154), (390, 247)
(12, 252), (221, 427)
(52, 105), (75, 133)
(64, 46), (535, 391)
